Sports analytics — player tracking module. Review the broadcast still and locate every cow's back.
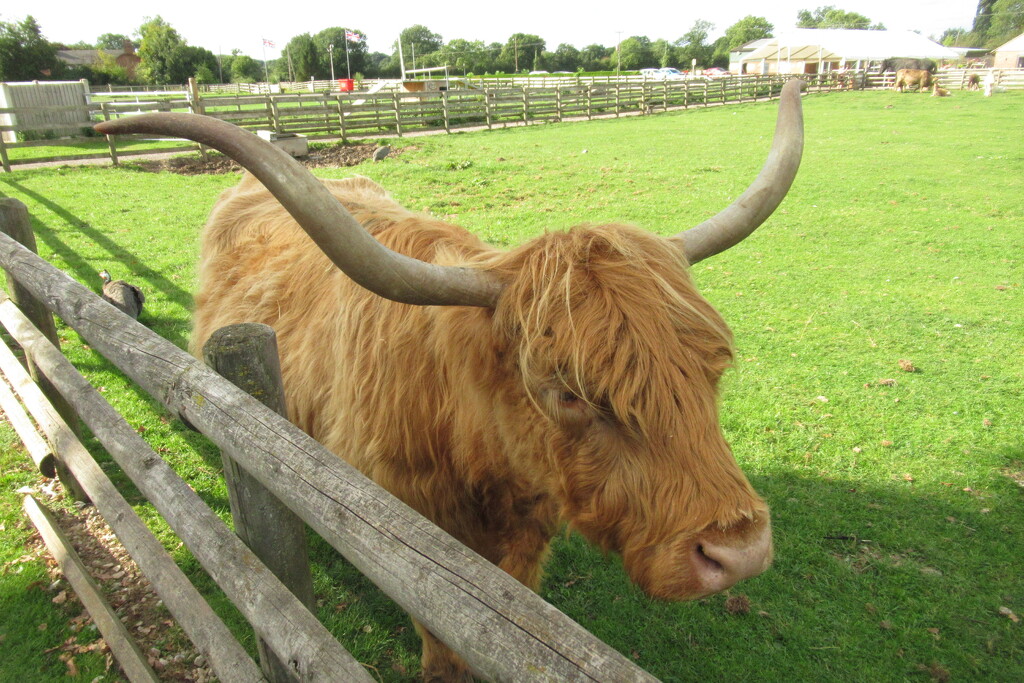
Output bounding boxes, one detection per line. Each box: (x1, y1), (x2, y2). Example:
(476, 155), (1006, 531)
(191, 174), (498, 496)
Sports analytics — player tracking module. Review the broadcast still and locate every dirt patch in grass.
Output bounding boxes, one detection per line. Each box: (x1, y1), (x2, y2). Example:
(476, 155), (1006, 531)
(131, 143), (398, 175)
(25, 481), (214, 681)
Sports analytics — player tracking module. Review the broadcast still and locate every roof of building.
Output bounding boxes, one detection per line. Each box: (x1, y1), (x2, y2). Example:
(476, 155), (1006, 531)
(993, 32), (1024, 53)
(56, 49), (121, 66)
(741, 29), (958, 63)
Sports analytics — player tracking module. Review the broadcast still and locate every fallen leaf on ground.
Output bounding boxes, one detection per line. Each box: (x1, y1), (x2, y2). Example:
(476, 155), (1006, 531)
(998, 606), (1020, 622)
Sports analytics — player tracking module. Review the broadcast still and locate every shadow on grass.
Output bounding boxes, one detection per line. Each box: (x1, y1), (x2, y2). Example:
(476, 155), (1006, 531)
(0, 178), (194, 348)
(538, 467), (1023, 681)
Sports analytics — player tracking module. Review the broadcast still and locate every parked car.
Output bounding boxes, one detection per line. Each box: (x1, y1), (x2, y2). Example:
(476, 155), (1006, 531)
(640, 67), (686, 80)
(703, 67), (729, 78)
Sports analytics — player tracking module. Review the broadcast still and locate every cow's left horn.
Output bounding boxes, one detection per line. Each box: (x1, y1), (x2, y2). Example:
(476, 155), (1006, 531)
(94, 114), (504, 308)
(672, 79), (804, 265)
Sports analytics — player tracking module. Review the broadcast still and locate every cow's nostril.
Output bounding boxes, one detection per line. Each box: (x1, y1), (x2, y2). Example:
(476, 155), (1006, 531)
(695, 544), (725, 573)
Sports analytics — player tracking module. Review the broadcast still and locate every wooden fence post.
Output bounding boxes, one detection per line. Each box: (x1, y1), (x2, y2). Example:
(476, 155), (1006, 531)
(442, 91), (451, 133)
(203, 323), (317, 683)
(335, 96), (348, 143)
(392, 93), (403, 136)
(187, 78), (209, 161)
(0, 130), (11, 173)
(0, 199), (86, 502)
(100, 102), (119, 166)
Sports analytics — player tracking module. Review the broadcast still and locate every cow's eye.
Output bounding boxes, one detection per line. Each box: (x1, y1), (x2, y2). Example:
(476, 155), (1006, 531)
(558, 390), (580, 404)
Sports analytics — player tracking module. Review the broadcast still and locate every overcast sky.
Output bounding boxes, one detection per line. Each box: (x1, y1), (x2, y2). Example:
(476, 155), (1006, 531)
(7, 0), (981, 59)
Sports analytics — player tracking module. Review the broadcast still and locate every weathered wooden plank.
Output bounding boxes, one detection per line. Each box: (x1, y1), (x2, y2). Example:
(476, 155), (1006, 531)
(0, 199), (84, 501)
(0, 302), (264, 683)
(0, 295), (371, 683)
(0, 360), (55, 476)
(0, 214), (656, 682)
(23, 495), (161, 683)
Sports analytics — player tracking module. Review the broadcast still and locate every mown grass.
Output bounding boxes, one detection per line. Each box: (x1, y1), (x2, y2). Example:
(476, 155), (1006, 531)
(1, 88), (1022, 681)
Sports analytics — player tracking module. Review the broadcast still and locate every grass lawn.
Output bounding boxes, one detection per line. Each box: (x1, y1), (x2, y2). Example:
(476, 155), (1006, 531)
(0, 88), (1022, 681)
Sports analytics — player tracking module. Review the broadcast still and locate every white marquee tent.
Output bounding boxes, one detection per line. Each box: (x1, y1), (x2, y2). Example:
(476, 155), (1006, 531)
(737, 29), (959, 74)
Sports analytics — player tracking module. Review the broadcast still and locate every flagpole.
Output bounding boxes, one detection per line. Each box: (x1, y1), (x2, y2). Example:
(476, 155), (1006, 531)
(345, 38), (351, 79)
(262, 40), (270, 83)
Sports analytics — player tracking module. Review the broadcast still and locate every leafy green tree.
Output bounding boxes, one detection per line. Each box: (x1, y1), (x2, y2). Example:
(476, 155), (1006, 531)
(713, 15), (774, 66)
(281, 33), (319, 80)
(723, 16), (774, 50)
(988, 0), (1024, 44)
(97, 33), (133, 50)
(675, 21), (716, 69)
(499, 34), (545, 72)
(550, 43), (580, 71)
(614, 36), (654, 70)
(437, 38), (492, 74)
(397, 24), (443, 68)
(137, 16), (185, 83)
(970, 0), (998, 39)
(137, 17), (218, 84)
(579, 44), (612, 71)
(0, 16), (62, 81)
(194, 62), (216, 84)
(797, 6), (884, 30)
(229, 54), (261, 82)
(314, 27), (368, 79)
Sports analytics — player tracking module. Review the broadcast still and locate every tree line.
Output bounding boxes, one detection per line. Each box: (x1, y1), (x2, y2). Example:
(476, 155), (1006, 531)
(2, 4), (1022, 85)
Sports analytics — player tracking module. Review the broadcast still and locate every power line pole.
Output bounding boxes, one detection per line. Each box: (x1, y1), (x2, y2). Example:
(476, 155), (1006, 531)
(614, 31), (622, 76)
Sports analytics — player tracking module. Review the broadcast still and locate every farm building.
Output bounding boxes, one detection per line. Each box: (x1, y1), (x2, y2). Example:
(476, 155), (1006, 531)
(56, 40), (141, 78)
(732, 29), (958, 74)
(992, 32), (1024, 69)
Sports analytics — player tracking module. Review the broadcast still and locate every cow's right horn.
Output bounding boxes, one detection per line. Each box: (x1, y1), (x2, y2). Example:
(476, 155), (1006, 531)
(94, 114), (504, 308)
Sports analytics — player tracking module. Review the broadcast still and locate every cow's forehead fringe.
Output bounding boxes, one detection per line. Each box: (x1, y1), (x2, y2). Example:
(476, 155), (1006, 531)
(492, 223), (734, 436)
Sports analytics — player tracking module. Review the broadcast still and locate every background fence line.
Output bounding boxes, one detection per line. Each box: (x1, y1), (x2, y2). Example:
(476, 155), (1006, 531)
(2, 70), (1021, 171)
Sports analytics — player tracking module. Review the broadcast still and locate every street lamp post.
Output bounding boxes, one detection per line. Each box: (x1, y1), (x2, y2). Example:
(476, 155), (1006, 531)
(328, 44), (336, 81)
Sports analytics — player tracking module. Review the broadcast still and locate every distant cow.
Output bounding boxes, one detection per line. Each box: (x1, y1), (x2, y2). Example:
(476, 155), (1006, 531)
(881, 58), (937, 74)
(895, 69), (933, 93)
(932, 84), (951, 97)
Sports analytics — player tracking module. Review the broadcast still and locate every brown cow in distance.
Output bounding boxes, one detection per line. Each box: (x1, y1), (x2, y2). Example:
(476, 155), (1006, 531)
(95, 80), (804, 681)
(895, 68), (934, 92)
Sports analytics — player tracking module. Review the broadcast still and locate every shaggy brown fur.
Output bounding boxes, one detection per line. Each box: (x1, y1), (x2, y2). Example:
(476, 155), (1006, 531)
(192, 173), (772, 680)
(894, 68), (934, 93)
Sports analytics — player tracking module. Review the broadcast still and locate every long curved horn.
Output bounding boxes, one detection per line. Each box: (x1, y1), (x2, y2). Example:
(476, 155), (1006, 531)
(94, 114), (503, 307)
(671, 79), (804, 265)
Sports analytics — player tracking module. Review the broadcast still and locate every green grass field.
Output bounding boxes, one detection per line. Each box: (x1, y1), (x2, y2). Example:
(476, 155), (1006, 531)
(1, 88), (1022, 681)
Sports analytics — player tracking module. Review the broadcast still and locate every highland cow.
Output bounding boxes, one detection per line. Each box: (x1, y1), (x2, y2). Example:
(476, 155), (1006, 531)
(895, 68), (934, 93)
(95, 80), (804, 681)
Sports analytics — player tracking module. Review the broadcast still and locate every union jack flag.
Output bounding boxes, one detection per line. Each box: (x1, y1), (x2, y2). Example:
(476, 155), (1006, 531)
(263, 38), (275, 47)
(345, 31), (363, 43)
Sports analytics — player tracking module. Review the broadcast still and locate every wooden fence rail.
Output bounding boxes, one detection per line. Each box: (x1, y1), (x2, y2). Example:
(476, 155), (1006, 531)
(5, 70), (1022, 171)
(0, 200), (655, 680)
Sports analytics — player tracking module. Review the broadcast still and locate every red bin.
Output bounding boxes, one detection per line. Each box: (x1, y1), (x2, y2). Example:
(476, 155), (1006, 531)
(338, 79), (355, 92)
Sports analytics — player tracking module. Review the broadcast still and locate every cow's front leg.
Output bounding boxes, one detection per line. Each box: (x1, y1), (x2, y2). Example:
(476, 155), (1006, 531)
(414, 622), (474, 682)
(413, 521), (554, 681)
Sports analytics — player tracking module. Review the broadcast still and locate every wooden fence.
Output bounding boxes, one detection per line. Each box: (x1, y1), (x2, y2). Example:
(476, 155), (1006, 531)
(0, 196), (655, 680)
(3, 70), (1022, 171)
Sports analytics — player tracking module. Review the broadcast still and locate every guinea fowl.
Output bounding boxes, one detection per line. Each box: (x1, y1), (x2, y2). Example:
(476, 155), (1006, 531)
(99, 270), (145, 319)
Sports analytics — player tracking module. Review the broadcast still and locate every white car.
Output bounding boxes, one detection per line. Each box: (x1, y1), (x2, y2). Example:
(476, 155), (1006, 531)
(640, 67), (685, 80)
